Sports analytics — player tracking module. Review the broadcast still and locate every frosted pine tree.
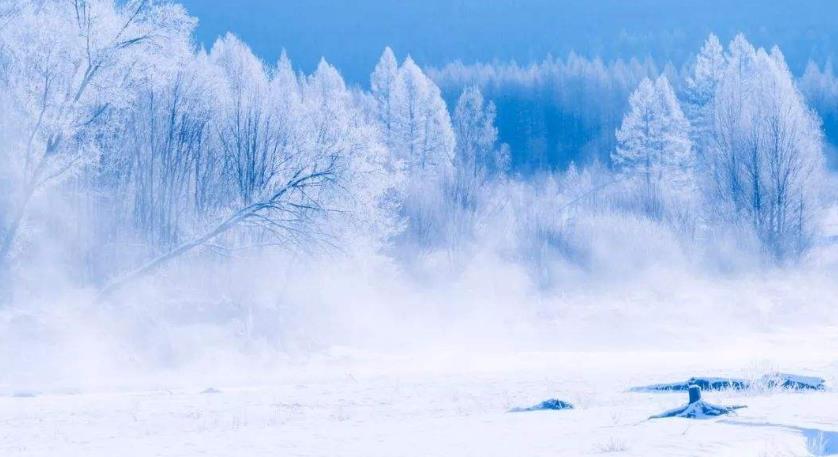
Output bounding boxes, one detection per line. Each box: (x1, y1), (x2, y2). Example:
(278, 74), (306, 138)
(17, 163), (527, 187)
(451, 86), (508, 205)
(392, 56), (456, 175)
(371, 47), (400, 144)
(371, 55), (455, 246)
(614, 76), (693, 216)
(684, 34), (726, 168)
(370, 50), (455, 178)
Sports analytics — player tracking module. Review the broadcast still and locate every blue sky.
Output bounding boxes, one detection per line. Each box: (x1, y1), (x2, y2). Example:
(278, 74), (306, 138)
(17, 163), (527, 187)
(180, 0), (838, 83)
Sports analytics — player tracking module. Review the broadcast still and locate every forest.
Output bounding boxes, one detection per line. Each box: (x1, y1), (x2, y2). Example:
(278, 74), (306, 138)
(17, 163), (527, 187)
(0, 0), (836, 364)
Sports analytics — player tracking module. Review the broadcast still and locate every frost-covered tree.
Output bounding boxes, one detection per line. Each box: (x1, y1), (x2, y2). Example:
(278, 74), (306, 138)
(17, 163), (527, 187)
(451, 86), (507, 208)
(453, 86), (506, 178)
(117, 54), (219, 251)
(613, 76), (693, 216)
(370, 50), (455, 246)
(371, 47), (399, 144)
(210, 34), (280, 208)
(800, 61), (838, 110)
(0, 0), (194, 273)
(396, 57), (455, 245)
(391, 56), (456, 175)
(438, 85), (509, 249)
(305, 59), (402, 251)
(800, 60), (838, 163)
(684, 34), (726, 167)
(708, 35), (826, 259)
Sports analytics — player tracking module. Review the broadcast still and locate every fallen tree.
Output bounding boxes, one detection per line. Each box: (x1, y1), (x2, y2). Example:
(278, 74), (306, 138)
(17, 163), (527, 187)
(631, 373), (825, 393)
(97, 159), (337, 301)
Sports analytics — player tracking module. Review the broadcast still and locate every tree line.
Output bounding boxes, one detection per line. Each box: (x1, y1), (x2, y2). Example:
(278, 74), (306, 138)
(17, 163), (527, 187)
(0, 1), (830, 301)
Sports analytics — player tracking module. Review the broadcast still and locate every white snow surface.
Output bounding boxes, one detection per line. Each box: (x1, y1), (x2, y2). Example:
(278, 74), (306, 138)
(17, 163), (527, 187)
(2, 265), (838, 456)
(2, 345), (838, 457)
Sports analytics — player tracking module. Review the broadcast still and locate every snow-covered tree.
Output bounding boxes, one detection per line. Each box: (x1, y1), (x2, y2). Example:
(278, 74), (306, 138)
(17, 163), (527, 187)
(709, 35), (826, 259)
(303, 60), (402, 251)
(117, 54), (219, 251)
(369, 50), (456, 246)
(0, 0), (194, 272)
(210, 34), (279, 208)
(799, 60), (838, 163)
(371, 47), (399, 143)
(613, 76), (694, 216)
(391, 56), (456, 175)
(453, 86), (506, 178)
(451, 86), (507, 208)
(800, 60), (838, 110)
(684, 34), (726, 167)
(371, 50), (455, 177)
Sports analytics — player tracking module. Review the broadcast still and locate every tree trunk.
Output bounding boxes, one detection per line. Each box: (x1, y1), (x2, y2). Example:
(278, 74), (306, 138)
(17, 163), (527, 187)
(96, 204), (255, 301)
(688, 384), (701, 404)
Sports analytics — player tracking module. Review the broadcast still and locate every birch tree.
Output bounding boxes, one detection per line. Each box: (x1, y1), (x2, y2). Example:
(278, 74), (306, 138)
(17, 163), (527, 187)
(0, 0), (194, 271)
(709, 35), (826, 259)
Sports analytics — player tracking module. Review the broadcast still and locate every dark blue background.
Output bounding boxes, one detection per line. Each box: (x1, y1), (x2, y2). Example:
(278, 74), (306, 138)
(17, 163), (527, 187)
(180, 0), (837, 83)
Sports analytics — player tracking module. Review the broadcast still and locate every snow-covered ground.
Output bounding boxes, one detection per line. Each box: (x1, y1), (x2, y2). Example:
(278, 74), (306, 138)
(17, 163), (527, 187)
(2, 346), (837, 457)
(3, 254), (838, 456)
